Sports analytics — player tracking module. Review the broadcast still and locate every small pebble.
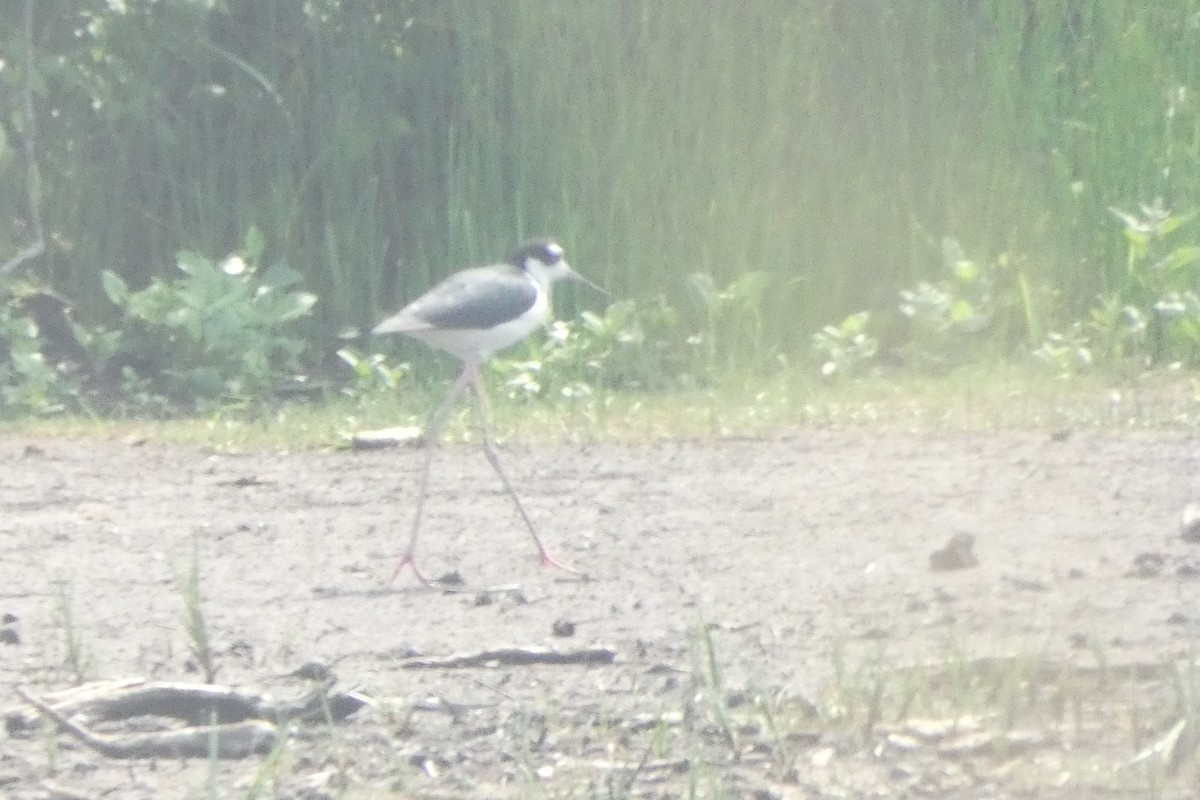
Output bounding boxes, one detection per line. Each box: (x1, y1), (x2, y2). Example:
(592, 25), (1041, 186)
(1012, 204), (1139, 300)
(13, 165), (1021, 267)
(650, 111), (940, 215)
(929, 532), (978, 571)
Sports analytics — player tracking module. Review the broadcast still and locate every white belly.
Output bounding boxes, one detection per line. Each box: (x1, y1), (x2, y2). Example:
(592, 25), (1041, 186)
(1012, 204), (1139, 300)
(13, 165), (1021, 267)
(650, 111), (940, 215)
(405, 289), (549, 361)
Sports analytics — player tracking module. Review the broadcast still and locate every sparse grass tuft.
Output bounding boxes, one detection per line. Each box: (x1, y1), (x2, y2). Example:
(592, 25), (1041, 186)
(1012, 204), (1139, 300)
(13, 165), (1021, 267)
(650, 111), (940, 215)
(179, 535), (218, 684)
(52, 584), (93, 686)
(688, 623), (737, 752)
(4, 362), (1200, 453)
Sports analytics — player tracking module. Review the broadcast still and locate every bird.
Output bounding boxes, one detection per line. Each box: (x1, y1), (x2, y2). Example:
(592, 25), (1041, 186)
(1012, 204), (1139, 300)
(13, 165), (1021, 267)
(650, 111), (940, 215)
(373, 238), (604, 585)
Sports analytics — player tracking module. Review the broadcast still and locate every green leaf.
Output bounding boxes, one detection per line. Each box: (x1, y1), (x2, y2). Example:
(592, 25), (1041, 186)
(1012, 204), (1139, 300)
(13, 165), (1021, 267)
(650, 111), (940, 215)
(165, 306), (194, 332)
(580, 310), (606, 334)
(261, 262), (303, 289)
(1109, 206), (1143, 232)
(841, 310), (870, 334)
(949, 298), (976, 324)
(952, 259), (980, 283)
(725, 270), (770, 303)
(101, 270), (130, 306)
(272, 292), (317, 321)
(1157, 210), (1196, 238)
(940, 236), (966, 270)
(1154, 246), (1200, 274)
(242, 226), (266, 264)
(176, 250), (210, 277)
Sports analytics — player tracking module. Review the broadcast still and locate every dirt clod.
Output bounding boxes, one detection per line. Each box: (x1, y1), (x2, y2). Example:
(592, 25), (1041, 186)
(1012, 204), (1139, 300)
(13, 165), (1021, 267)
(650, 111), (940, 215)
(929, 532), (978, 571)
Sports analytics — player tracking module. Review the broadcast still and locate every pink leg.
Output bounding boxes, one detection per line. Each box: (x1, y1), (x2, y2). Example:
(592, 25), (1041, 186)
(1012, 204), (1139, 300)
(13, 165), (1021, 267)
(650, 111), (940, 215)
(468, 371), (581, 576)
(389, 436), (437, 586)
(391, 360), (477, 585)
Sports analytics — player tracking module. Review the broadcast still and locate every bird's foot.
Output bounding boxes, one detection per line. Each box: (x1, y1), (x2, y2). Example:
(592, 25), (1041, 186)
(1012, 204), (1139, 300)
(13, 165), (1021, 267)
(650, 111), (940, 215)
(390, 552), (436, 587)
(538, 549), (586, 579)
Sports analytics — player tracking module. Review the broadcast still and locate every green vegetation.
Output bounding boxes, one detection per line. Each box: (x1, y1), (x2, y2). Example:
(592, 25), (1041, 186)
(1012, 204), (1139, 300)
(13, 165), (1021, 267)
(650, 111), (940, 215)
(96, 227), (317, 413)
(1, 2), (1200, 427)
(533, 623), (1200, 797)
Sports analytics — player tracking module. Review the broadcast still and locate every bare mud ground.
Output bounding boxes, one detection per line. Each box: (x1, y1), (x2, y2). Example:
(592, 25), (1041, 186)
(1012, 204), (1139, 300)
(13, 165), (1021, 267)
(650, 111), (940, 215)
(2, 429), (1200, 798)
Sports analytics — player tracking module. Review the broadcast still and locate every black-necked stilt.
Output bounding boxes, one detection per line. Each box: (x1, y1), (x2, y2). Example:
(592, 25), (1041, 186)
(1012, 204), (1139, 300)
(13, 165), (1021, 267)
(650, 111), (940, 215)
(374, 239), (603, 585)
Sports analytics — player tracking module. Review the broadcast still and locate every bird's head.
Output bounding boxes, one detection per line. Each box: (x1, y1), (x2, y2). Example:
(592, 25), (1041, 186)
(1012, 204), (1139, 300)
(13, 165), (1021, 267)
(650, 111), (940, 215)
(510, 239), (609, 296)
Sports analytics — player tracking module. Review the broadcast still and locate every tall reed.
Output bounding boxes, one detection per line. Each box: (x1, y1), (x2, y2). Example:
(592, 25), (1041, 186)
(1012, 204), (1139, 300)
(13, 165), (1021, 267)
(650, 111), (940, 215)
(8, 2), (1200, 371)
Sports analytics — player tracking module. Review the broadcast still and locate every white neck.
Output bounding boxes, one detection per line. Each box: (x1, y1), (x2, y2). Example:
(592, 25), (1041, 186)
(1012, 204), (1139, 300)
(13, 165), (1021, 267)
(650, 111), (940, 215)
(524, 256), (574, 289)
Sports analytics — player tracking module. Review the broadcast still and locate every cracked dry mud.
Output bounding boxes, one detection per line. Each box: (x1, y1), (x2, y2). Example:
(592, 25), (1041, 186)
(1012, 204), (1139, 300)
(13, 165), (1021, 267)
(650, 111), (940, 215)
(1, 429), (1199, 798)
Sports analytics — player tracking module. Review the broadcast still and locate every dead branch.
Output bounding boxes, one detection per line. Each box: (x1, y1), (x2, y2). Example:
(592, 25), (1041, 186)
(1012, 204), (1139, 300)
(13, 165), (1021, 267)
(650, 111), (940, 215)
(6, 679), (367, 732)
(9, 679), (370, 761)
(39, 781), (97, 800)
(400, 645), (617, 669)
(16, 688), (277, 759)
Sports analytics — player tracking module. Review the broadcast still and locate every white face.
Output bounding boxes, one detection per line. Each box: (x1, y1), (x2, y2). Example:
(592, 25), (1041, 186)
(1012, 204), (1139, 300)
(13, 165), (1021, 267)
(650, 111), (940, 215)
(523, 243), (576, 287)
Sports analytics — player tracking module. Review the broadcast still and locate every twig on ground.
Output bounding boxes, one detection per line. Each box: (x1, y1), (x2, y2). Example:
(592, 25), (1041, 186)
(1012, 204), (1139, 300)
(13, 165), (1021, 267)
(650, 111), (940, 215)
(400, 646), (617, 669)
(10, 679), (370, 760)
(16, 687), (277, 759)
(39, 780), (98, 800)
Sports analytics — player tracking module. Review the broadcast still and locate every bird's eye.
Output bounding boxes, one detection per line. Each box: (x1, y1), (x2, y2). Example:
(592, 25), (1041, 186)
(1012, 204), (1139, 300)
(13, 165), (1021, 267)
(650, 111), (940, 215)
(543, 244), (563, 264)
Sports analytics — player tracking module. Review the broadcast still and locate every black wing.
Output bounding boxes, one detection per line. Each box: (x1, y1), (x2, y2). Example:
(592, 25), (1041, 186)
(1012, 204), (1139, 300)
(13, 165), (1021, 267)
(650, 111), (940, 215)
(408, 266), (538, 330)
